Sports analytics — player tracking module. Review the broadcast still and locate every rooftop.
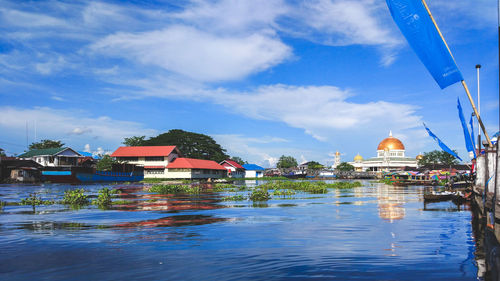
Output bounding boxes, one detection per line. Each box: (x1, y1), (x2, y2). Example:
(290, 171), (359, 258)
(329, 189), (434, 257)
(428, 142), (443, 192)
(18, 147), (74, 158)
(167, 158), (226, 170)
(242, 164), (265, 171)
(111, 146), (179, 157)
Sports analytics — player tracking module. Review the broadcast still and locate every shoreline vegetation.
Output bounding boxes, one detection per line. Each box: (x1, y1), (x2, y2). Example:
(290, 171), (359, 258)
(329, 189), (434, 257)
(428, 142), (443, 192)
(0, 180), (365, 210)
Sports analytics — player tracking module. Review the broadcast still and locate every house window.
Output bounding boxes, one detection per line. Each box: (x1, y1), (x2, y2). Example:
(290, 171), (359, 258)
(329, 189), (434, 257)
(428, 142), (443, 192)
(119, 157), (139, 162)
(145, 156), (164, 162)
(145, 169), (164, 174)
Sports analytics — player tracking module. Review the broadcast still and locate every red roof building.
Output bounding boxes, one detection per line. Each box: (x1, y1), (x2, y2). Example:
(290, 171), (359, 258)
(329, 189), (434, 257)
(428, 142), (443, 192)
(111, 146), (179, 157)
(219, 159), (246, 178)
(110, 146), (182, 178)
(166, 158), (227, 179)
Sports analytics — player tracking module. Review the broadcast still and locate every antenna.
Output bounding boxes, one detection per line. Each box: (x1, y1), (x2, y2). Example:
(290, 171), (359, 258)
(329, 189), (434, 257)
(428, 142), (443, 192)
(26, 121), (29, 150)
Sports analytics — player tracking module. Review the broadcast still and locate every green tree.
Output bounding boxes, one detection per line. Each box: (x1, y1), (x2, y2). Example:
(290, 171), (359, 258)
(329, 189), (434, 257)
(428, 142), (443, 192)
(96, 155), (119, 171)
(142, 129), (229, 162)
(29, 139), (64, 150)
(307, 161), (324, 170)
(418, 150), (459, 167)
(123, 136), (146, 146)
(336, 162), (354, 171)
(277, 155), (298, 168)
(231, 156), (247, 165)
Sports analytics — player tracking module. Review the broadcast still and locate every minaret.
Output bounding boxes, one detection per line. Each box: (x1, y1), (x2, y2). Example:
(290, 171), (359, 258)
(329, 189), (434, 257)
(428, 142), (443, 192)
(333, 151), (341, 169)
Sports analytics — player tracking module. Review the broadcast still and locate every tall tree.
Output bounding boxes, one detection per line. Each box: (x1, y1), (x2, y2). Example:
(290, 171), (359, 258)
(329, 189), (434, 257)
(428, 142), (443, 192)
(418, 150), (460, 167)
(123, 136), (146, 146)
(96, 155), (119, 171)
(276, 155), (298, 168)
(29, 139), (64, 150)
(307, 161), (324, 170)
(336, 162), (354, 171)
(141, 129), (229, 162)
(231, 156), (247, 165)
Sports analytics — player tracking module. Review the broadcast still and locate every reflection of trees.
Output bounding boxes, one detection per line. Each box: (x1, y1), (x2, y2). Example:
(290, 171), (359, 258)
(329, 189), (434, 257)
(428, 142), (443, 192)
(113, 186), (226, 212)
(377, 184), (406, 222)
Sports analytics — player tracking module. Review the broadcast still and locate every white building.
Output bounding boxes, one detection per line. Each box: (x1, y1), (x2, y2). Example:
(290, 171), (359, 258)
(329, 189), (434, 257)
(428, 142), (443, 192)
(332, 151), (341, 169)
(166, 158), (227, 179)
(349, 131), (419, 172)
(18, 147), (82, 167)
(111, 146), (226, 179)
(242, 164), (265, 178)
(111, 146), (181, 178)
(220, 159), (245, 178)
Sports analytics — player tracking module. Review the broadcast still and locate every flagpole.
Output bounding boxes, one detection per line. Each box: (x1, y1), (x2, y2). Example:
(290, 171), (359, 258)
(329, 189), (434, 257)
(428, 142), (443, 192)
(421, 0), (493, 148)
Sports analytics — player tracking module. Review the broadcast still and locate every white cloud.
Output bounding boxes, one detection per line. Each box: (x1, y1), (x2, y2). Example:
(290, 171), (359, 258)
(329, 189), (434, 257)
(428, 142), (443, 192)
(0, 7), (67, 28)
(83, 143), (91, 153)
(176, 0), (288, 33)
(284, 0), (400, 47)
(0, 106), (156, 153)
(213, 134), (302, 168)
(213, 85), (421, 141)
(91, 25), (291, 82)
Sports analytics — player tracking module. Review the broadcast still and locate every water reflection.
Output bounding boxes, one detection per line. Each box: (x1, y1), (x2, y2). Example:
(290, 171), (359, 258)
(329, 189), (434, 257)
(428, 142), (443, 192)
(377, 184), (406, 222)
(115, 215), (228, 228)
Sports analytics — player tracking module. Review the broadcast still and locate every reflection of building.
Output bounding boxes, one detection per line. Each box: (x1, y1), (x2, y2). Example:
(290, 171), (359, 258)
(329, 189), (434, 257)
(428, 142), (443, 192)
(349, 131), (418, 172)
(377, 184), (406, 222)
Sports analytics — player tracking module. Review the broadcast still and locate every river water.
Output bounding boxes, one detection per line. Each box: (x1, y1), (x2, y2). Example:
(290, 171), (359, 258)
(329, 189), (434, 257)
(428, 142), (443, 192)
(0, 180), (479, 280)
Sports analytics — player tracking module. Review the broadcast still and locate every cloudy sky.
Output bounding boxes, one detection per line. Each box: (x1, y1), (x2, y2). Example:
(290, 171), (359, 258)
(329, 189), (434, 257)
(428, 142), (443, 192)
(0, 0), (498, 167)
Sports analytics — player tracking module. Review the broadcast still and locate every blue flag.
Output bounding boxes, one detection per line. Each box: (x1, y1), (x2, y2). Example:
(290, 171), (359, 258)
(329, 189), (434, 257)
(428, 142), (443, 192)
(386, 0), (463, 89)
(457, 98), (476, 158)
(470, 113), (476, 150)
(423, 123), (462, 161)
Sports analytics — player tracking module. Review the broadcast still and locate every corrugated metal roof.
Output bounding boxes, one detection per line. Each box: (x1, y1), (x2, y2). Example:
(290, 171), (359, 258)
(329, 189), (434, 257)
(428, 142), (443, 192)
(220, 159), (244, 169)
(167, 158), (226, 170)
(18, 147), (76, 158)
(111, 146), (178, 157)
(242, 164), (265, 171)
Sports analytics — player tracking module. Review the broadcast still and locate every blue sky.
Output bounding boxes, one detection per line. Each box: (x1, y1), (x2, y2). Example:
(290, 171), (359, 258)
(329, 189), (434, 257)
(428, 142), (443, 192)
(0, 0), (498, 167)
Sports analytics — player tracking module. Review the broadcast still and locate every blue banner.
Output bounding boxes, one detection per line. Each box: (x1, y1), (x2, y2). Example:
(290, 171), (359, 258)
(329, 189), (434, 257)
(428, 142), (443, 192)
(423, 123), (462, 161)
(470, 113), (476, 150)
(457, 98), (476, 158)
(386, 0), (463, 89)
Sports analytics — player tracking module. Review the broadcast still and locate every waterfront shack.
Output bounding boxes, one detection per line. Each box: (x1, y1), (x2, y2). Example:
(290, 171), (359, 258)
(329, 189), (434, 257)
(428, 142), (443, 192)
(242, 164), (265, 178)
(219, 159), (245, 178)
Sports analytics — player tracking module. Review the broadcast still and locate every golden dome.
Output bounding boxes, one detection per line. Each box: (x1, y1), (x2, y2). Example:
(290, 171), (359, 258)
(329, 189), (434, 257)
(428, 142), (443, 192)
(377, 132), (405, 151)
(416, 154), (423, 160)
(335, 151), (340, 156)
(354, 153), (363, 161)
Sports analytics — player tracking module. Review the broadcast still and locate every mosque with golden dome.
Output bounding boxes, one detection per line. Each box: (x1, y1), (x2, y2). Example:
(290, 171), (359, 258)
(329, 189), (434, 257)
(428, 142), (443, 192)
(348, 131), (419, 172)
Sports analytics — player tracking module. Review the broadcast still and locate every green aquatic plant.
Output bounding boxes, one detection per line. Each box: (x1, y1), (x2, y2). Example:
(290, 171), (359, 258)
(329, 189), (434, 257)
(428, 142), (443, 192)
(222, 195), (246, 201)
(112, 200), (134, 205)
(93, 188), (113, 207)
(20, 193), (44, 206)
(149, 184), (201, 194)
(272, 189), (296, 198)
(61, 189), (89, 206)
(249, 188), (271, 201)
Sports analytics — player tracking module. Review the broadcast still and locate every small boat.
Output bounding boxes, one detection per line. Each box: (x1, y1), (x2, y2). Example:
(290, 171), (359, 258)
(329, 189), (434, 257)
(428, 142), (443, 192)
(41, 164), (144, 183)
(423, 191), (455, 202)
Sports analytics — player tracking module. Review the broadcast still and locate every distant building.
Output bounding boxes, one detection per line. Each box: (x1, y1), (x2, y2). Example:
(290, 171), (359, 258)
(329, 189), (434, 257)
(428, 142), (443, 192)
(219, 159), (245, 178)
(166, 158), (227, 179)
(332, 151), (341, 169)
(111, 146), (181, 178)
(349, 131), (418, 172)
(18, 147), (82, 167)
(242, 164), (265, 178)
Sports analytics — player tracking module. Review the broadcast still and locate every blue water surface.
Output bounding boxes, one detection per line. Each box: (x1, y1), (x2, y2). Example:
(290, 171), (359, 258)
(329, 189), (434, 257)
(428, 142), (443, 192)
(0, 181), (477, 280)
